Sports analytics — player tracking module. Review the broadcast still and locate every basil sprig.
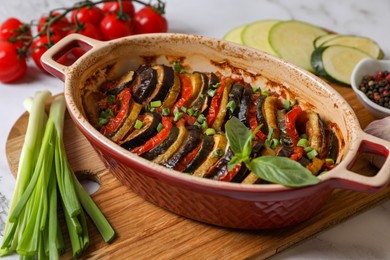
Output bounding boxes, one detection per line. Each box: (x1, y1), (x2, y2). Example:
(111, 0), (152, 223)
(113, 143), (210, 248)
(225, 117), (320, 187)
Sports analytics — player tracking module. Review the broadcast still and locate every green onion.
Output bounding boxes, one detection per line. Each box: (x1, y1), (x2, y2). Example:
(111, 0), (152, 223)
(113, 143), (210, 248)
(253, 87), (262, 93)
(107, 95), (116, 105)
(186, 108), (194, 116)
(307, 149), (318, 159)
(304, 146), (313, 153)
(205, 128), (216, 136)
(134, 119), (143, 129)
(261, 90), (269, 96)
(173, 60), (185, 73)
(150, 100), (162, 108)
(283, 99), (292, 110)
(162, 108), (170, 116)
(297, 138), (309, 147)
(0, 92), (115, 259)
(181, 106), (187, 113)
(157, 123), (164, 132)
(173, 107), (183, 122)
(213, 82), (221, 88)
(226, 100), (236, 113)
(213, 148), (225, 158)
(201, 120), (208, 129)
(207, 89), (216, 97)
(197, 113), (206, 123)
(325, 158), (335, 164)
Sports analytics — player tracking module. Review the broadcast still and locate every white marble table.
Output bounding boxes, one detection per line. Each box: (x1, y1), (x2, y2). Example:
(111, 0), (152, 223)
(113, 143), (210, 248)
(1, 0), (390, 259)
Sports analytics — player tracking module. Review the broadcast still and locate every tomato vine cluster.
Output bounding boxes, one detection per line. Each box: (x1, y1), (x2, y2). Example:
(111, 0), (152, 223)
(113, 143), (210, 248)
(0, 0), (168, 83)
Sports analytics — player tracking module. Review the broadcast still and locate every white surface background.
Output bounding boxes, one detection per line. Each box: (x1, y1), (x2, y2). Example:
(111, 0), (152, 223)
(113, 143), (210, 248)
(1, 0), (390, 259)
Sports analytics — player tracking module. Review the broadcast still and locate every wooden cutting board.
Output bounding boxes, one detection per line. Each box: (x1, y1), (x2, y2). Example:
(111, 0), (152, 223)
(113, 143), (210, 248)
(5, 84), (390, 259)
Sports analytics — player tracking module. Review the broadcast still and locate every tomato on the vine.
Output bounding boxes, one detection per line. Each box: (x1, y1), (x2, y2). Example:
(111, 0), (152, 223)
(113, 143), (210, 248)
(0, 41), (27, 83)
(31, 34), (61, 73)
(67, 23), (102, 40)
(134, 6), (167, 34)
(102, 1), (135, 18)
(71, 6), (104, 27)
(0, 18), (31, 49)
(99, 13), (134, 40)
(37, 12), (71, 38)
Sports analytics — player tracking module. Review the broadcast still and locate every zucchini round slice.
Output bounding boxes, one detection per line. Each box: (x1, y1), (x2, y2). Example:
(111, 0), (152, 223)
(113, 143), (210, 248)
(269, 20), (328, 71)
(241, 19), (280, 56)
(222, 24), (246, 44)
(313, 34), (339, 48)
(319, 35), (384, 59)
(311, 45), (371, 85)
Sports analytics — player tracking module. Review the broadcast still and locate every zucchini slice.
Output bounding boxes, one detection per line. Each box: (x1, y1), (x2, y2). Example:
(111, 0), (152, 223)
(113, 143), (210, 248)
(269, 20), (328, 71)
(263, 96), (281, 139)
(319, 35), (384, 59)
(313, 34), (339, 48)
(142, 126), (180, 160)
(311, 45), (371, 85)
(222, 24), (246, 44)
(212, 78), (233, 131)
(241, 19), (280, 56)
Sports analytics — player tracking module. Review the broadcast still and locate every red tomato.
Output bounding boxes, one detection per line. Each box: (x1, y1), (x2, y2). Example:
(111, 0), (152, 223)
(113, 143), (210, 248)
(99, 13), (134, 40)
(71, 6), (104, 27)
(0, 17), (31, 49)
(67, 23), (102, 40)
(31, 34), (61, 73)
(0, 41), (27, 83)
(37, 12), (70, 38)
(134, 6), (168, 34)
(102, 1), (135, 18)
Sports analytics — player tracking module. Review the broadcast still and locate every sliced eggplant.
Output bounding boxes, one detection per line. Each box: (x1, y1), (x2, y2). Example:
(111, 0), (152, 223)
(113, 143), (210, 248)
(263, 96), (281, 138)
(226, 83), (244, 119)
(120, 112), (162, 150)
(276, 109), (293, 146)
(201, 72), (220, 114)
(162, 126), (202, 169)
(230, 164), (250, 183)
(142, 126), (180, 160)
(146, 65), (175, 104)
(109, 101), (143, 142)
(205, 148), (234, 180)
(130, 65), (158, 104)
(189, 72), (209, 112)
(276, 145), (294, 157)
(183, 134), (214, 173)
(212, 78), (233, 131)
(101, 70), (135, 95)
(256, 95), (269, 135)
(325, 128), (339, 161)
(193, 134), (227, 178)
(153, 123), (188, 164)
(237, 85), (252, 126)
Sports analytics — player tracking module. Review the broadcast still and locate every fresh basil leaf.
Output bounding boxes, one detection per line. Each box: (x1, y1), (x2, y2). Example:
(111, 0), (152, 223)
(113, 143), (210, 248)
(248, 156), (320, 187)
(228, 154), (243, 171)
(225, 117), (252, 158)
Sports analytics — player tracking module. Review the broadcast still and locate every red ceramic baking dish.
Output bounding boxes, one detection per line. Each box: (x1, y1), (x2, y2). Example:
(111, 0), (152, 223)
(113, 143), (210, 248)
(41, 33), (390, 229)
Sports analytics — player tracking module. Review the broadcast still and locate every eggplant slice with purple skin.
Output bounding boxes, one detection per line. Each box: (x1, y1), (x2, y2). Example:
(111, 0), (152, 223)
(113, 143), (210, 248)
(256, 95), (269, 136)
(149, 65), (176, 103)
(141, 125), (180, 160)
(238, 85), (252, 127)
(226, 83), (244, 120)
(189, 72), (209, 112)
(130, 65), (158, 105)
(120, 112), (162, 150)
(162, 126), (203, 169)
(183, 134), (215, 173)
(277, 109), (294, 147)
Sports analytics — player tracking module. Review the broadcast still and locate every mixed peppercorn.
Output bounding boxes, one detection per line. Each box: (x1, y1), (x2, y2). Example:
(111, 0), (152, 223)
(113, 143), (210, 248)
(359, 70), (390, 109)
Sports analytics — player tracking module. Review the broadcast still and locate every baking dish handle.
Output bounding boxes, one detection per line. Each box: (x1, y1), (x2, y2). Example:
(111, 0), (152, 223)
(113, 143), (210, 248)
(327, 131), (390, 192)
(40, 33), (103, 81)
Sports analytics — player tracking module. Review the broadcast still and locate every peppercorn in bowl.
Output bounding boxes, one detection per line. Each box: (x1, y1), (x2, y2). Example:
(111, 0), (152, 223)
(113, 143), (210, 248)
(351, 58), (390, 118)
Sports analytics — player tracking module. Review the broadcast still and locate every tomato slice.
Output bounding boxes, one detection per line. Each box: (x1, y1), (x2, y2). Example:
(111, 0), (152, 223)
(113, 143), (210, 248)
(206, 79), (226, 126)
(290, 146), (304, 161)
(218, 162), (242, 182)
(285, 105), (303, 145)
(248, 93), (267, 142)
(131, 116), (172, 155)
(100, 88), (132, 136)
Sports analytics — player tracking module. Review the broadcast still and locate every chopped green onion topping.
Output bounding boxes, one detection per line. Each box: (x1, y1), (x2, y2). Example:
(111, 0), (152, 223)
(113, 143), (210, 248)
(201, 120), (208, 129)
(197, 113), (206, 123)
(162, 108), (170, 116)
(173, 107), (183, 122)
(283, 99), (292, 110)
(157, 123), (164, 132)
(307, 149), (318, 159)
(325, 158), (335, 164)
(181, 106), (187, 113)
(173, 60), (185, 73)
(98, 118), (108, 127)
(187, 108), (194, 116)
(226, 100), (236, 113)
(205, 128), (216, 136)
(261, 90), (269, 96)
(213, 82), (221, 89)
(297, 138), (309, 147)
(208, 89), (216, 97)
(304, 146), (313, 153)
(150, 100), (162, 108)
(134, 119), (143, 129)
(213, 148), (225, 158)
(107, 95), (116, 105)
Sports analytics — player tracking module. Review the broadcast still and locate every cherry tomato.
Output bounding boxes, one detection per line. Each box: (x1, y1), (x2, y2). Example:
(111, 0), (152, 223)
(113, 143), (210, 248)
(31, 34), (61, 73)
(67, 23), (102, 40)
(99, 13), (134, 40)
(0, 17), (31, 49)
(102, 1), (135, 18)
(134, 6), (168, 34)
(37, 12), (71, 38)
(0, 41), (27, 83)
(71, 6), (104, 27)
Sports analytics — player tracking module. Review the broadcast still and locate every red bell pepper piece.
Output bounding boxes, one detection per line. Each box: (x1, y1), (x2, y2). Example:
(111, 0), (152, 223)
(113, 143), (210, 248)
(285, 104), (302, 145)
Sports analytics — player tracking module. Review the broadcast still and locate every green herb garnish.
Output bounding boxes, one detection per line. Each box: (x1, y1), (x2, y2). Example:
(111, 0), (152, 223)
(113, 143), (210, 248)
(225, 117), (320, 187)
